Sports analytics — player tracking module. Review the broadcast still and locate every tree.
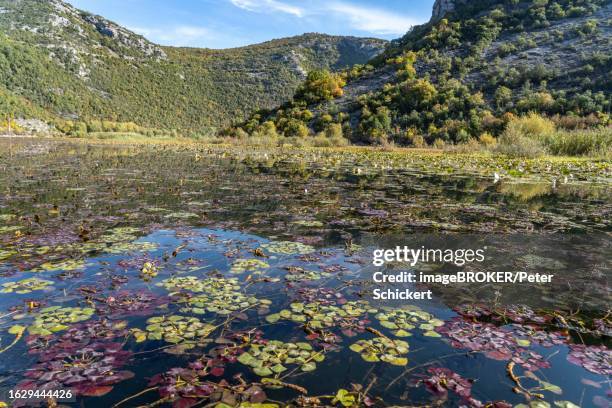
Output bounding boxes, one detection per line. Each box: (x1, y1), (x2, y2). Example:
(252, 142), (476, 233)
(295, 70), (346, 104)
(284, 119), (309, 138)
(398, 79), (438, 112)
(494, 86), (513, 110)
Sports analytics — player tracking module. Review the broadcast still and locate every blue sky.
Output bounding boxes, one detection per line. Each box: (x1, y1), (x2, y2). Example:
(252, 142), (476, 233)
(69, 0), (435, 49)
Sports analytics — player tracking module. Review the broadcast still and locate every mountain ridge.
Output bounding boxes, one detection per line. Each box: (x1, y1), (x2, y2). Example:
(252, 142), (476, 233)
(232, 0), (611, 147)
(0, 0), (387, 133)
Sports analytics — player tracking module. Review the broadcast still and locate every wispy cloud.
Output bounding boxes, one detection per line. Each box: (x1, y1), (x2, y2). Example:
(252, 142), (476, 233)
(229, 0), (305, 17)
(227, 0), (415, 36)
(130, 25), (213, 46)
(327, 2), (417, 35)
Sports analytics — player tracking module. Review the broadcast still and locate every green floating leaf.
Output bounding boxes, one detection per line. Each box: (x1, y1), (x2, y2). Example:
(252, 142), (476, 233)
(266, 313), (281, 323)
(553, 402), (580, 408)
(333, 389), (356, 407)
(8, 325), (25, 335)
(540, 381), (563, 395)
(28, 306), (95, 334)
(516, 338), (531, 347)
(350, 337), (409, 365)
(375, 306), (443, 338)
(260, 241), (315, 255)
(238, 340), (324, 376)
(230, 258), (270, 274)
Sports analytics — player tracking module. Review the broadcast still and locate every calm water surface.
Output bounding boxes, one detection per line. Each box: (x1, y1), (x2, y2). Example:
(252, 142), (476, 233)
(0, 140), (609, 408)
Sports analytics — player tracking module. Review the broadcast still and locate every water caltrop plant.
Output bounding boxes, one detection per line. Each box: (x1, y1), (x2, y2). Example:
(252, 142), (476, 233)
(349, 336), (409, 366)
(230, 258), (270, 274)
(375, 306), (445, 337)
(176, 291), (271, 316)
(237, 340), (325, 376)
(260, 241), (315, 255)
(0, 140), (609, 408)
(27, 306), (95, 335)
(140, 315), (216, 345)
(157, 276), (241, 293)
(0, 277), (54, 294)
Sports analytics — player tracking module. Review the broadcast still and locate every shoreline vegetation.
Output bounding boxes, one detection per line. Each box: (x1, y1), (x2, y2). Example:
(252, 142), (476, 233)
(1, 135), (609, 184)
(2, 111), (611, 160)
(2, 0), (610, 161)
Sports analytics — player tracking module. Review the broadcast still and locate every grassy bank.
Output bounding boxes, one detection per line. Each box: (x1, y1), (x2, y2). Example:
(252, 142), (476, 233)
(2, 135), (609, 184)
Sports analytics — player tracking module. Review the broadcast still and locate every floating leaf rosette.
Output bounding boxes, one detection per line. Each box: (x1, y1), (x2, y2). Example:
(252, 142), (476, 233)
(518, 254), (566, 270)
(140, 315), (215, 345)
(436, 318), (550, 370)
(103, 227), (141, 242)
(101, 241), (158, 254)
(375, 306), (444, 337)
(567, 344), (611, 375)
(284, 267), (331, 282)
(349, 336), (409, 366)
(164, 211), (199, 219)
(0, 277), (54, 294)
(292, 220), (324, 227)
(237, 340), (324, 376)
(0, 249), (16, 261)
(230, 258), (270, 275)
(149, 364), (276, 408)
(28, 306), (95, 335)
(140, 261), (159, 280)
(76, 227), (158, 254)
(20, 342), (133, 397)
(96, 291), (165, 317)
(260, 241), (315, 255)
(0, 214), (15, 222)
(35, 258), (86, 272)
(266, 301), (374, 331)
(178, 291), (271, 316)
(157, 276), (240, 294)
(0, 225), (21, 234)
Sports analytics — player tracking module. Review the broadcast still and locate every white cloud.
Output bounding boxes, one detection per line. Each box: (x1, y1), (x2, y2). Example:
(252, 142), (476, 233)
(229, 0), (305, 17)
(327, 2), (416, 35)
(227, 0), (416, 36)
(130, 25), (213, 46)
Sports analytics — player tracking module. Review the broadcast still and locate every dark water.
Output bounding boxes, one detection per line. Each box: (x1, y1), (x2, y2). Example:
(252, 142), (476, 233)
(0, 140), (609, 408)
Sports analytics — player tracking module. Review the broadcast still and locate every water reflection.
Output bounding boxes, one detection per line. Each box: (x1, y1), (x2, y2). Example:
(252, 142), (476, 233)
(0, 140), (609, 407)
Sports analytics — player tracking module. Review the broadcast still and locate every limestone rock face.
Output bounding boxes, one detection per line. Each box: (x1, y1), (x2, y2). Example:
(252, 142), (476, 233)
(432, 0), (474, 20)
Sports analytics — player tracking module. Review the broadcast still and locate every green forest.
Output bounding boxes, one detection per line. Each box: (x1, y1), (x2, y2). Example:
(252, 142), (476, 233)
(231, 0), (611, 156)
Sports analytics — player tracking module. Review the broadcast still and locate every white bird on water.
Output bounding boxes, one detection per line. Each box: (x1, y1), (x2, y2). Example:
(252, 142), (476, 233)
(493, 172), (501, 183)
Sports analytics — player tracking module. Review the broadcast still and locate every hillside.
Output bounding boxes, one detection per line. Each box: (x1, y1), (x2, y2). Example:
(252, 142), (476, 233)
(0, 0), (386, 134)
(233, 0), (611, 148)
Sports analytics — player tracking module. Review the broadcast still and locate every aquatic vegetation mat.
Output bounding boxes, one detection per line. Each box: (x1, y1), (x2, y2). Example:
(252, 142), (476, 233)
(0, 140), (609, 407)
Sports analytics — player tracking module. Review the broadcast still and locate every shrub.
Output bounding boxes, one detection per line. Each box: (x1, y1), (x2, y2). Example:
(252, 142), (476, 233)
(553, 113), (607, 130)
(258, 121), (278, 138)
(283, 119), (310, 138)
(542, 128), (611, 157)
(507, 113), (555, 138)
(404, 128), (426, 147)
(324, 123), (343, 139)
(295, 70), (346, 104)
(411, 134), (426, 148)
(479, 132), (497, 146)
(443, 138), (481, 153)
(312, 134), (349, 147)
(433, 138), (446, 149)
(233, 127), (249, 139)
(495, 119), (547, 158)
